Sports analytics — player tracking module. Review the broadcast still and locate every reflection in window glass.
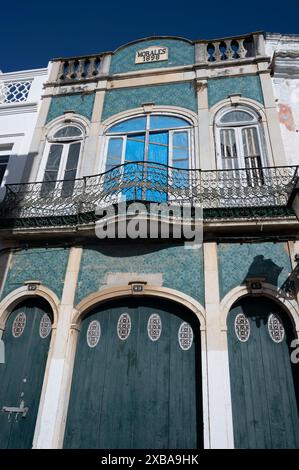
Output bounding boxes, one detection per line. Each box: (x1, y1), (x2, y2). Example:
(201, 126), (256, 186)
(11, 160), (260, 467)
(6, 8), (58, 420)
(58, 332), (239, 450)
(41, 144), (63, 196)
(172, 131), (188, 169)
(0, 155), (9, 185)
(125, 134), (145, 162)
(61, 142), (81, 197)
(109, 117), (147, 134)
(220, 110), (254, 124)
(150, 116), (189, 130)
(106, 138), (123, 171)
(53, 126), (82, 138)
(220, 129), (237, 160)
(148, 132), (168, 165)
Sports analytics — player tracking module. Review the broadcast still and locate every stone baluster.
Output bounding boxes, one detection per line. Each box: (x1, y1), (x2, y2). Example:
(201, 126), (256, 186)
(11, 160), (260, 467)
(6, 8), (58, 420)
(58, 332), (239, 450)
(65, 60), (76, 80)
(238, 38), (247, 58)
(59, 62), (66, 80)
(214, 41), (223, 62)
(89, 57), (99, 76)
(77, 59), (85, 78)
(226, 40), (234, 60)
(206, 43), (214, 62)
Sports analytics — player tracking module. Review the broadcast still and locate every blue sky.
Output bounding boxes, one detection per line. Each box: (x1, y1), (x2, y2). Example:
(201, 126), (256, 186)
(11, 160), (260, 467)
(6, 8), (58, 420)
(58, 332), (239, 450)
(1, 0), (299, 72)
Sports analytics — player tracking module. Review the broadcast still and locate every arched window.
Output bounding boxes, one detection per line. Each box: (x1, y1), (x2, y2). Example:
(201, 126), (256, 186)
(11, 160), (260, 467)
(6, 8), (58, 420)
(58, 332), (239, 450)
(41, 124), (84, 197)
(215, 107), (265, 185)
(105, 114), (192, 171)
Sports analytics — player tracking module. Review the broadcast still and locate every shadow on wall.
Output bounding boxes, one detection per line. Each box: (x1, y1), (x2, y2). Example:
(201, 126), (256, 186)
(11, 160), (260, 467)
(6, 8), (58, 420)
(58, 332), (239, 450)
(242, 255), (283, 287)
(0, 152), (38, 203)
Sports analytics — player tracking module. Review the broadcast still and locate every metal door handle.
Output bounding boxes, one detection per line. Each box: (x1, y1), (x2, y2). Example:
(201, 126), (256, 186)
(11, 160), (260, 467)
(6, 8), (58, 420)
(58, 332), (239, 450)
(1, 400), (28, 418)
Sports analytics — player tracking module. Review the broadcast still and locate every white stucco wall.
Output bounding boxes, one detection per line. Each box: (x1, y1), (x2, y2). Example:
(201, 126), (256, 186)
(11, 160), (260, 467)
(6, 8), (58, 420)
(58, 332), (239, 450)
(0, 67), (49, 196)
(266, 34), (299, 166)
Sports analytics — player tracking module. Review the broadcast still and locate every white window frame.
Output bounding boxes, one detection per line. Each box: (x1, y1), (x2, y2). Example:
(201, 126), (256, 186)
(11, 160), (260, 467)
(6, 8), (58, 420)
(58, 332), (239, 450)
(104, 114), (193, 170)
(215, 107), (266, 170)
(0, 144), (13, 188)
(38, 124), (85, 186)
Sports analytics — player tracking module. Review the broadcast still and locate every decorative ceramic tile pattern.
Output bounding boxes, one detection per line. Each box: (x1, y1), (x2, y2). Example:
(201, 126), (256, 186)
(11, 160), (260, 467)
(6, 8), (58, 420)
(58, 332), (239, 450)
(2, 247), (69, 299)
(208, 75), (264, 108)
(110, 39), (195, 74)
(75, 243), (204, 305)
(46, 93), (95, 123)
(218, 242), (292, 299)
(102, 82), (197, 121)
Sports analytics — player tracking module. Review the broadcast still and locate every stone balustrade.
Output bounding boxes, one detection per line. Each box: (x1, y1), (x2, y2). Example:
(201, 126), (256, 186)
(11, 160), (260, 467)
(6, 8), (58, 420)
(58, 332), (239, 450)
(57, 55), (103, 82)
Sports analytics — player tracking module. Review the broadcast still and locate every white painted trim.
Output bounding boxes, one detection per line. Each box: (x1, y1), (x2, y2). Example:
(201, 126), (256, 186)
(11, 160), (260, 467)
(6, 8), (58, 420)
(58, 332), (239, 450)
(100, 106), (198, 134)
(0, 69), (48, 81)
(219, 283), (299, 333)
(209, 98), (274, 168)
(73, 284), (206, 328)
(97, 106), (199, 175)
(0, 284), (60, 330)
(209, 97), (267, 125)
(37, 114), (91, 182)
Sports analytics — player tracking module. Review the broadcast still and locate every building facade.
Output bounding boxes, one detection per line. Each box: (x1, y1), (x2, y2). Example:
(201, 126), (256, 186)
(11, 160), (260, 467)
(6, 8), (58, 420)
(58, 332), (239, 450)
(0, 32), (298, 449)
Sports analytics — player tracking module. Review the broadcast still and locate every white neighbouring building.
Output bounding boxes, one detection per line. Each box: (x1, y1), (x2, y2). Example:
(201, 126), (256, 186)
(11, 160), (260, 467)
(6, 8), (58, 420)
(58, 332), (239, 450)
(267, 33), (299, 166)
(0, 67), (49, 197)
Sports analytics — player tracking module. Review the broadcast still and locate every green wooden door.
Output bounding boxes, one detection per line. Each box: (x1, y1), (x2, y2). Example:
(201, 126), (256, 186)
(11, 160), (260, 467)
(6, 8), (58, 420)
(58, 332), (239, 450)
(64, 297), (202, 449)
(228, 297), (299, 448)
(0, 298), (52, 449)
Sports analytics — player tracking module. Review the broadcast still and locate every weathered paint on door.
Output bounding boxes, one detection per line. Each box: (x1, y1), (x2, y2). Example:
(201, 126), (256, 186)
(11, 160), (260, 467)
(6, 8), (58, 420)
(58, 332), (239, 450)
(64, 297), (202, 449)
(0, 298), (52, 449)
(228, 297), (299, 448)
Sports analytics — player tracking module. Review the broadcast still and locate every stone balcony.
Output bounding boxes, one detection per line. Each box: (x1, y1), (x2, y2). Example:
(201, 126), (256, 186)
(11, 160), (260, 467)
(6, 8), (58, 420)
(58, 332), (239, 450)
(46, 33), (266, 86)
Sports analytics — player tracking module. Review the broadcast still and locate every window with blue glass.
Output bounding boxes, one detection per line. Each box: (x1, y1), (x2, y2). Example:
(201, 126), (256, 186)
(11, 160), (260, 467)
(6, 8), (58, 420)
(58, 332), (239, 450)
(105, 115), (192, 201)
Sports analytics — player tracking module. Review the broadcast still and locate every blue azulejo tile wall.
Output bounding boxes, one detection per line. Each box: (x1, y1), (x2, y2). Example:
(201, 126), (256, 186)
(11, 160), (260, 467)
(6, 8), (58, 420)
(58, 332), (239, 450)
(208, 75), (264, 108)
(102, 82), (197, 121)
(1, 247), (70, 299)
(218, 242), (292, 299)
(75, 243), (204, 306)
(110, 38), (195, 74)
(46, 93), (95, 123)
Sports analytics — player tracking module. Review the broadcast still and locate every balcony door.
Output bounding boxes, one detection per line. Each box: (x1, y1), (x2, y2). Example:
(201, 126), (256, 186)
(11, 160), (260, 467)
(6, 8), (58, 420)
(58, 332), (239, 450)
(215, 108), (266, 187)
(105, 115), (191, 202)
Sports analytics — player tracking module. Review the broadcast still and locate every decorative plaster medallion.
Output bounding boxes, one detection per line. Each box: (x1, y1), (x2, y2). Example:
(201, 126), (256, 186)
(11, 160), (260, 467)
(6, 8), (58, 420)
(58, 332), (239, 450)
(39, 314), (52, 339)
(117, 313), (131, 340)
(268, 314), (285, 343)
(147, 313), (162, 341)
(234, 313), (250, 342)
(12, 312), (26, 338)
(178, 322), (193, 350)
(87, 320), (101, 348)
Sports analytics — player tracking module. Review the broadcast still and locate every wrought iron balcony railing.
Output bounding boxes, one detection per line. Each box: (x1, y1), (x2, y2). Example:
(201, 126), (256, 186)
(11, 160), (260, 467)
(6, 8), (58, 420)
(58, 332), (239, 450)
(0, 162), (297, 228)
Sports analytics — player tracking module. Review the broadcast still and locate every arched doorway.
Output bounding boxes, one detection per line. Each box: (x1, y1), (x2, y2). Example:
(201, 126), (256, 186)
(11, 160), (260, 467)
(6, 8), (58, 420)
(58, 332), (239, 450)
(0, 297), (53, 448)
(64, 296), (203, 449)
(227, 296), (299, 448)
